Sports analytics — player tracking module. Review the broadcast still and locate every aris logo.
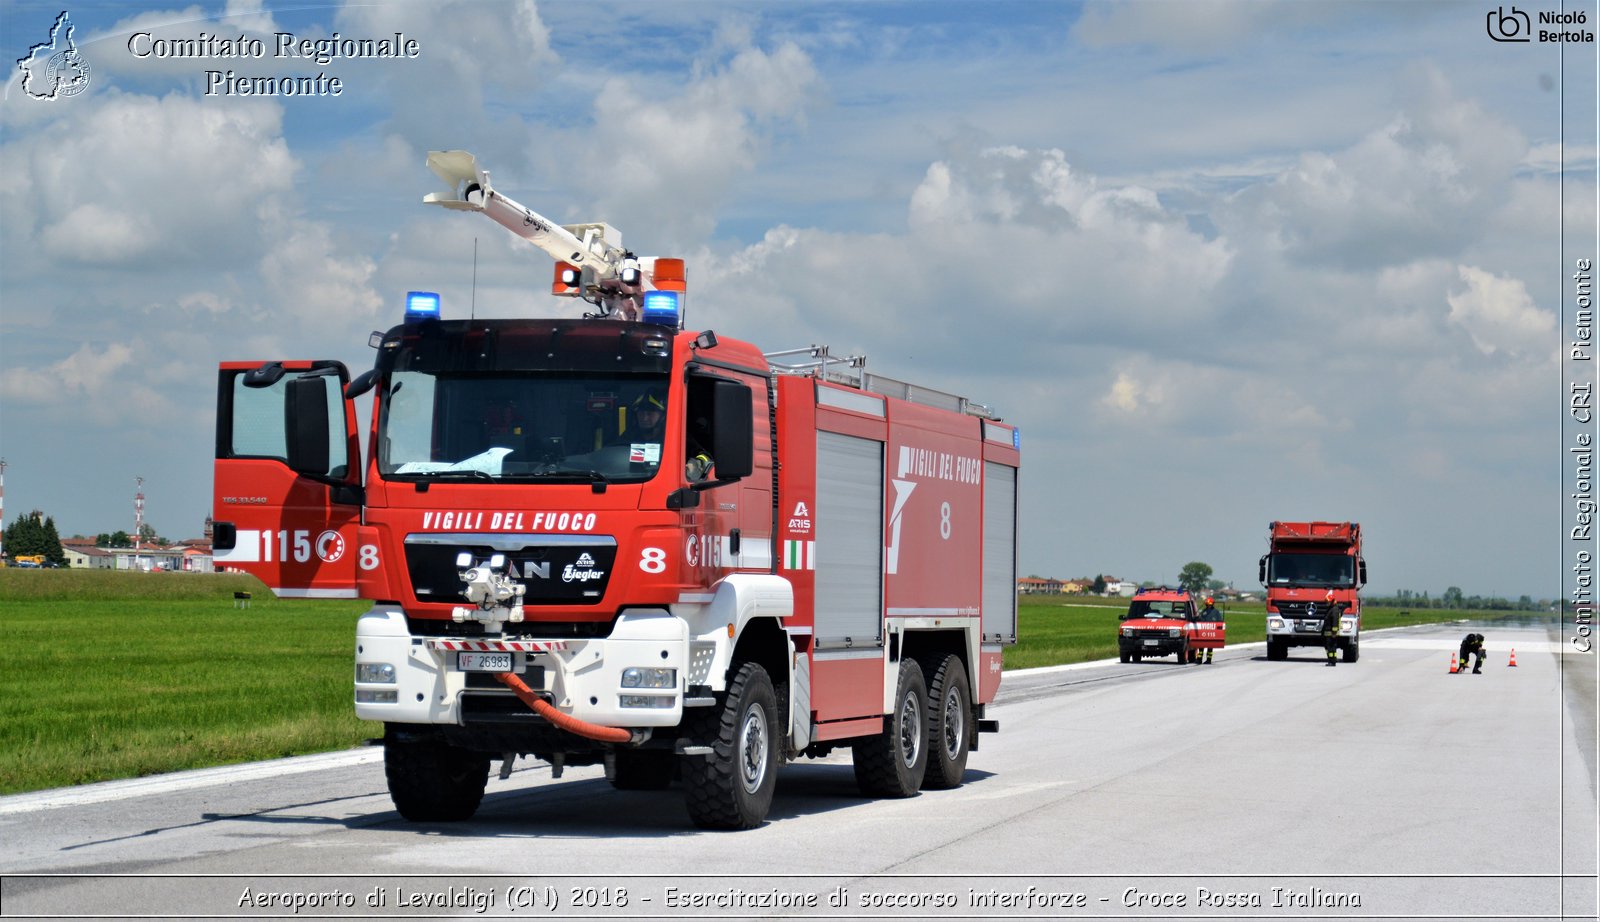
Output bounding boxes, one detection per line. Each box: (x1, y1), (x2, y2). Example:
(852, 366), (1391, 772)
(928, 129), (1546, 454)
(15, 10), (92, 100)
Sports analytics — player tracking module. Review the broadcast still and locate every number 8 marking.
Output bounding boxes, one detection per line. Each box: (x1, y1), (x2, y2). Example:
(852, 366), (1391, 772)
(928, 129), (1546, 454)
(940, 502), (952, 540)
(640, 547), (667, 573)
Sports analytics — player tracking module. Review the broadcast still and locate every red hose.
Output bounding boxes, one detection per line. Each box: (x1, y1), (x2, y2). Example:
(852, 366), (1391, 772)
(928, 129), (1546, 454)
(495, 672), (633, 743)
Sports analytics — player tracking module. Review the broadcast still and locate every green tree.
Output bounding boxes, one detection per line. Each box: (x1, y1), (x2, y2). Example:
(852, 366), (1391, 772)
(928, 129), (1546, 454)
(1091, 574), (1107, 595)
(97, 530), (132, 549)
(40, 516), (66, 566)
(1178, 561), (1214, 595)
(5, 510), (64, 562)
(1442, 586), (1464, 609)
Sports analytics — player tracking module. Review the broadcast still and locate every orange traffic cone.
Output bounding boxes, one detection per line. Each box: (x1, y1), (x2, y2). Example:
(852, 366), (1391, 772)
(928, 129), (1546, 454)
(1507, 649), (1517, 667)
(1448, 653), (1459, 674)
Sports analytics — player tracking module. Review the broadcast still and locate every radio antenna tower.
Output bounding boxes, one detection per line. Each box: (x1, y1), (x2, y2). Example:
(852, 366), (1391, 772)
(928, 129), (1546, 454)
(0, 458), (7, 559)
(134, 477), (145, 551)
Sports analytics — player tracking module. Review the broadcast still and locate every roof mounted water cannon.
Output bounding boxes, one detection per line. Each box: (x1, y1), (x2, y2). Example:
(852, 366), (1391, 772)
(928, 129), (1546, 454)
(423, 150), (684, 327)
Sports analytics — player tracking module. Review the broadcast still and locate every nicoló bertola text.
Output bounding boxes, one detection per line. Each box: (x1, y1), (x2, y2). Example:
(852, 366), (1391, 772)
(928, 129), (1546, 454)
(127, 31), (420, 97)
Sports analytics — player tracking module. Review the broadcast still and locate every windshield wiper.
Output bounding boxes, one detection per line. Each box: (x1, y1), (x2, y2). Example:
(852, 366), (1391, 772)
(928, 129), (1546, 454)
(531, 468), (609, 493)
(429, 469), (495, 481)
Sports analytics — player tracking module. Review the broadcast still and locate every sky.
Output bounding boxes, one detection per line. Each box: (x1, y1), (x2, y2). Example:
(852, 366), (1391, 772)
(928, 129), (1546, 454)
(0, 0), (1595, 599)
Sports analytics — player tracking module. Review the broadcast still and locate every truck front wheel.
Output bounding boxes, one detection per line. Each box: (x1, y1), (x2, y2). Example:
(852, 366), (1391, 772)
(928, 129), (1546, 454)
(1342, 638), (1360, 663)
(682, 662), (779, 829)
(1267, 638), (1286, 661)
(853, 658), (928, 798)
(384, 738), (490, 822)
(919, 654), (970, 790)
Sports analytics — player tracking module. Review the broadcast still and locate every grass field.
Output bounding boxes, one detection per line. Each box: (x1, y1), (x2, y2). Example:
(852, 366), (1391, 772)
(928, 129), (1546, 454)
(0, 569), (1525, 794)
(0, 569), (368, 794)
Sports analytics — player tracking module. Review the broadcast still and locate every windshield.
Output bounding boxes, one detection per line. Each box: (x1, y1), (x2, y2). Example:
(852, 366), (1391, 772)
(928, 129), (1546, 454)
(1266, 553), (1356, 588)
(1123, 600), (1189, 620)
(379, 370), (670, 483)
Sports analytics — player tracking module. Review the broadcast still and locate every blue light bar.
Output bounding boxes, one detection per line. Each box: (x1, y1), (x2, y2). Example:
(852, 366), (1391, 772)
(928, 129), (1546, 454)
(405, 290), (441, 321)
(641, 290), (681, 327)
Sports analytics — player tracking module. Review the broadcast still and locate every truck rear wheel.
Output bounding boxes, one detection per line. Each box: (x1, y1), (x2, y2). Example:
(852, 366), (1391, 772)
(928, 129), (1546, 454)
(853, 658), (928, 798)
(1342, 638), (1360, 663)
(384, 738), (490, 822)
(919, 654), (970, 790)
(681, 662), (779, 829)
(1267, 638), (1286, 661)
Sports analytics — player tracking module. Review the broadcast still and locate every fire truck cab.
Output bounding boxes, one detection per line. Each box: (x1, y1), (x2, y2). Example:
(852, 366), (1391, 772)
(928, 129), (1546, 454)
(209, 152), (1020, 830)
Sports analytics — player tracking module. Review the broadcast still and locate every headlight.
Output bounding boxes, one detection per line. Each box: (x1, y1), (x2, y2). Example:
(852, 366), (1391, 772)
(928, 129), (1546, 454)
(1341, 618), (1357, 634)
(621, 667), (677, 689)
(1268, 617), (1284, 631)
(619, 694), (676, 709)
(1168, 628), (1181, 638)
(1121, 627), (1133, 637)
(356, 663), (396, 684)
(355, 689), (398, 704)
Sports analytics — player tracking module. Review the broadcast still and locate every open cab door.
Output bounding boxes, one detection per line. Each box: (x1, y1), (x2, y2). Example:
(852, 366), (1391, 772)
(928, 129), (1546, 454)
(212, 360), (363, 598)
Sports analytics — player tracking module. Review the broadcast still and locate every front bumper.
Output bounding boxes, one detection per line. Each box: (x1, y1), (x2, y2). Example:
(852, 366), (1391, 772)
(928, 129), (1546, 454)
(1120, 637), (1184, 655)
(1267, 616), (1357, 647)
(354, 606), (693, 728)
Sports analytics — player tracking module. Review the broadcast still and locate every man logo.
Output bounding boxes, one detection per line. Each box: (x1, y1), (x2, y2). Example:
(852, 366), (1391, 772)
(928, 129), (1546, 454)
(517, 561), (551, 580)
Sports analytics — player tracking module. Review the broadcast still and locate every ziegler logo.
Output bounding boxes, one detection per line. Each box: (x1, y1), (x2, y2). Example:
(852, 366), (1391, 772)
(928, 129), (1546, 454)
(562, 553), (604, 582)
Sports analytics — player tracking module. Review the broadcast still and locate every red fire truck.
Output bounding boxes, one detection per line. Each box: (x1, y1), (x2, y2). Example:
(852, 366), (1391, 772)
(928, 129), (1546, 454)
(211, 151), (1020, 829)
(1259, 521), (1367, 662)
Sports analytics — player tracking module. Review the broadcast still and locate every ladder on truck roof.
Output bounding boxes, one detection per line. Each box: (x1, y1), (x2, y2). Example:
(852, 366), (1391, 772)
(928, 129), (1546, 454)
(764, 344), (999, 420)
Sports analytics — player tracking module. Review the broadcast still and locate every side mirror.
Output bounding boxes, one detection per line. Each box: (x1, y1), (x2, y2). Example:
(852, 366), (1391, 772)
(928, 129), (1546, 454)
(345, 368), (379, 399)
(1258, 555), (1268, 585)
(1358, 560), (1368, 586)
(285, 376), (331, 476)
(709, 379), (753, 480)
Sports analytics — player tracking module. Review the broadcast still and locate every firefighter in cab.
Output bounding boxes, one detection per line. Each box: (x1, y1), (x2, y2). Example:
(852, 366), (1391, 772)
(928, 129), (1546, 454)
(1196, 596), (1223, 664)
(619, 388), (666, 442)
(1457, 633), (1486, 674)
(1320, 589), (1343, 667)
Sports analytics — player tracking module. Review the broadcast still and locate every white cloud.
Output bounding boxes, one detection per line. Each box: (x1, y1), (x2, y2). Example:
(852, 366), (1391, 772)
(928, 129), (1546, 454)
(1446, 265), (1556, 359)
(0, 92), (295, 272)
(573, 41), (820, 244)
(1223, 66), (1526, 270)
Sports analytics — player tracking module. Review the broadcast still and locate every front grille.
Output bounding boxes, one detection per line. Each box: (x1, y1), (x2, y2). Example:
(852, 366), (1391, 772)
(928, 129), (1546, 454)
(405, 534), (618, 605)
(1131, 629), (1175, 641)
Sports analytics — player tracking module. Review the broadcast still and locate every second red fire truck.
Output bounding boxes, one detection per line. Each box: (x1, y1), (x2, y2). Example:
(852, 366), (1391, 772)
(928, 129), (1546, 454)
(211, 152), (1020, 829)
(1259, 521), (1367, 662)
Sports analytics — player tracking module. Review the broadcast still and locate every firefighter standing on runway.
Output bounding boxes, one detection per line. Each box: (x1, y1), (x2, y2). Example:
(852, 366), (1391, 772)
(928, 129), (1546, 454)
(1319, 589), (1344, 667)
(1197, 596), (1223, 664)
(1458, 633), (1486, 674)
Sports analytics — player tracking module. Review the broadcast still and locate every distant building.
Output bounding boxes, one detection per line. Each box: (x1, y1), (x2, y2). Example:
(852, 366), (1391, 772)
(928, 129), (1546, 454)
(1017, 577), (1065, 595)
(60, 539), (115, 570)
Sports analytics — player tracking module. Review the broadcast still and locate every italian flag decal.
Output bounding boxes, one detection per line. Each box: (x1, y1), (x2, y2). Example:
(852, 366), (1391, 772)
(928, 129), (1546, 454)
(783, 540), (815, 570)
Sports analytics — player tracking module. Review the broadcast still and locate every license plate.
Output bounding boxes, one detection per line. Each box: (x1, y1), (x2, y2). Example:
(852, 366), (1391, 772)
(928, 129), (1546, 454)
(458, 652), (513, 672)
(1143, 639), (1159, 647)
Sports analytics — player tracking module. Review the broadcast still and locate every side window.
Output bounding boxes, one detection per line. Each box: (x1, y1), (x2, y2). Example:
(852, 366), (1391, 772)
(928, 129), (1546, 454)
(231, 374), (289, 459)
(227, 369), (348, 477)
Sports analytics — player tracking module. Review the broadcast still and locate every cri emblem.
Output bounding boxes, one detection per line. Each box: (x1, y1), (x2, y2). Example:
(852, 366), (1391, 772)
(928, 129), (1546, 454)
(316, 530), (346, 563)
